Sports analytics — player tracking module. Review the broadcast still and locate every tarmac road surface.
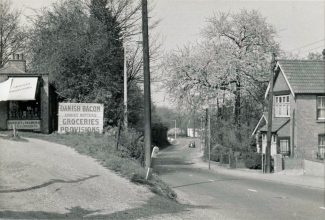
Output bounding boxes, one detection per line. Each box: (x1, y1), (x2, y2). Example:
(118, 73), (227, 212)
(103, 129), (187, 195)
(155, 138), (325, 220)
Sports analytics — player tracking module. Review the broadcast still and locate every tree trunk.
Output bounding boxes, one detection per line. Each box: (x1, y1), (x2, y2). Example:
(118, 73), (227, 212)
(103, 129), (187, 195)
(234, 69), (241, 126)
(193, 112), (196, 138)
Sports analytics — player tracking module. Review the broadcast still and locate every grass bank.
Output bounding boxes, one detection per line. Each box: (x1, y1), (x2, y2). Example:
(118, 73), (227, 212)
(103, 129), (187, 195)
(0, 131), (176, 200)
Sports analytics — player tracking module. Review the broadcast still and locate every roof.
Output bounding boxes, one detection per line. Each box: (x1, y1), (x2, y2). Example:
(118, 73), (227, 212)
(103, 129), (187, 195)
(260, 117), (290, 133)
(0, 65), (25, 74)
(265, 59), (325, 97)
(278, 60), (325, 94)
(0, 60), (26, 74)
(251, 112), (268, 136)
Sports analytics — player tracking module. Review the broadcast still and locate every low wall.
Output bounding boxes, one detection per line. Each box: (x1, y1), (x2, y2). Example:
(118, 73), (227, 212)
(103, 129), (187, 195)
(283, 158), (303, 170)
(304, 159), (324, 177)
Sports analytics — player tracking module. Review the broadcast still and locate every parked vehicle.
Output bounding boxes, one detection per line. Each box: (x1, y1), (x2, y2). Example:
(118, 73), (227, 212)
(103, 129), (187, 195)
(188, 142), (196, 148)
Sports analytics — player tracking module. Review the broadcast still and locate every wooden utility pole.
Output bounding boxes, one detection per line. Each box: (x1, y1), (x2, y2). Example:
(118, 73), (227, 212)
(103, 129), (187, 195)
(123, 44), (128, 132)
(266, 53), (276, 173)
(142, 0), (152, 170)
(208, 108), (211, 170)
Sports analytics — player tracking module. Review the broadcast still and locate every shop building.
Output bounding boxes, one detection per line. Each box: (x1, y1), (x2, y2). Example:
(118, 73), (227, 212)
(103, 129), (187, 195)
(0, 54), (57, 133)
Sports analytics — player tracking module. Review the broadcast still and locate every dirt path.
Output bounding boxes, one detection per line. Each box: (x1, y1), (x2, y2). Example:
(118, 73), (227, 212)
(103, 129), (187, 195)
(0, 137), (161, 219)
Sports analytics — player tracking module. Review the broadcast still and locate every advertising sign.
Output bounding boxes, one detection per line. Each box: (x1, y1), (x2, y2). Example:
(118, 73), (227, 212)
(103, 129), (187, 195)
(58, 103), (104, 133)
(7, 120), (41, 131)
(0, 77), (38, 101)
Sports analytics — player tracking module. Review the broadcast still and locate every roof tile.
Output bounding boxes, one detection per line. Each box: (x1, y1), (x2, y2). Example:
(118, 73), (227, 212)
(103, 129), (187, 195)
(277, 60), (325, 94)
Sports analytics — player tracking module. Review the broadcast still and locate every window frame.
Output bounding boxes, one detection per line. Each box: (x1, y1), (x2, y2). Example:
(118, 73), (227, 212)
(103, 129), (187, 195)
(318, 134), (325, 159)
(277, 137), (290, 156)
(274, 95), (290, 118)
(316, 96), (325, 120)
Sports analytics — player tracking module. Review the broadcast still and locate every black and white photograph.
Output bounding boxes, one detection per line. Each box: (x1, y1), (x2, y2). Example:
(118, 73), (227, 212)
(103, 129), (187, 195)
(0, 0), (324, 219)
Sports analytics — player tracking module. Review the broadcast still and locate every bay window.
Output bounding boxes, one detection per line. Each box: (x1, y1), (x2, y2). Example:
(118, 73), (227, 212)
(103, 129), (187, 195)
(274, 95), (290, 117)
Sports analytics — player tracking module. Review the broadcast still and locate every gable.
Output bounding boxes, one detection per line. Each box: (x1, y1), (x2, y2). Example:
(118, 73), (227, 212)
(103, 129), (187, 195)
(273, 70), (290, 93)
(278, 60), (325, 94)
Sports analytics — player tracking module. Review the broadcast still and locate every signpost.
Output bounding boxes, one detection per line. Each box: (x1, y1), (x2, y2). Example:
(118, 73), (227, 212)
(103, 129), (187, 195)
(58, 103), (104, 133)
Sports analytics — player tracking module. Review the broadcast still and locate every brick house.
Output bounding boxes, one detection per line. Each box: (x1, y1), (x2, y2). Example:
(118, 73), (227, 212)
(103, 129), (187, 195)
(253, 54), (325, 162)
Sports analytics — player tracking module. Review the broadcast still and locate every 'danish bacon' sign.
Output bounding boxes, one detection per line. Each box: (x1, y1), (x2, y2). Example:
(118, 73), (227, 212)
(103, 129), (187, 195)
(58, 103), (104, 133)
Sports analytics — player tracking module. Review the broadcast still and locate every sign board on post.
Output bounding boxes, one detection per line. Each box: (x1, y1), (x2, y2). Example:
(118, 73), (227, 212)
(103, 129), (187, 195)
(7, 120), (41, 131)
(58, 103), (104, 133)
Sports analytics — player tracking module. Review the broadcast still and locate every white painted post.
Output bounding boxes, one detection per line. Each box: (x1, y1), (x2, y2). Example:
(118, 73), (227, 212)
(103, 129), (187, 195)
(13, 124), (16, 137)
(145, 146), (159, 180)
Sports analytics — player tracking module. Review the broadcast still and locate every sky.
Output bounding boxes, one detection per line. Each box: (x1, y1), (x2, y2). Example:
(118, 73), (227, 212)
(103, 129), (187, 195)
(10, 0), (325, 107)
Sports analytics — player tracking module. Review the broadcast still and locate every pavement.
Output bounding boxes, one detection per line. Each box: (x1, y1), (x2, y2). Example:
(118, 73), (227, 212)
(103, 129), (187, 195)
(192, 153), (325, 190)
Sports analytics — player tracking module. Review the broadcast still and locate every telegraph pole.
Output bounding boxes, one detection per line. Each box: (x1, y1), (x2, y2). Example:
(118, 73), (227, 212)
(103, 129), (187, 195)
(266, 53), (276, 173)
(208, 108), (211, 170)
(142, 0), (152, 170)
(123, 43), (128, 132)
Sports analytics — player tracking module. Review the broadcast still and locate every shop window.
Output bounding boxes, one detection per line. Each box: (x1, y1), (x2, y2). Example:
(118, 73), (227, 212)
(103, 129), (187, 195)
(318, 134), (325, 160)
(8, 100), (41, 120)
(317, 96), (325, 120)
(274, 95), (290, 117)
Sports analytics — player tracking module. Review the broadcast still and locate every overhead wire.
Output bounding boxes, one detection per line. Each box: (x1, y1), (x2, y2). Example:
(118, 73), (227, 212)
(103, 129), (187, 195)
(288, 38), (325, 52)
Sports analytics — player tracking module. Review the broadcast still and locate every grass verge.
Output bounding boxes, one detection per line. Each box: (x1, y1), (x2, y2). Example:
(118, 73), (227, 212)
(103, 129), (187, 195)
(0, 131), (177, 200)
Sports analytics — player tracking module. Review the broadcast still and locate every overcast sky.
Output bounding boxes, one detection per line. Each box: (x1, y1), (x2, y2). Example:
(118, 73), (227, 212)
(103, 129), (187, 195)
(11, 0), (325, 107)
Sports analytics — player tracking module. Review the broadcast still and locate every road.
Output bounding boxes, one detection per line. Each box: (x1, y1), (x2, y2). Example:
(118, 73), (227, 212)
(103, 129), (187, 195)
(155, 138), (325, 220)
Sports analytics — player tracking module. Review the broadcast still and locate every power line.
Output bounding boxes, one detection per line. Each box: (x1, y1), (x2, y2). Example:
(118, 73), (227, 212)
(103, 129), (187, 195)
(289, 38), (325, 52)
(304, 45), (325, 53)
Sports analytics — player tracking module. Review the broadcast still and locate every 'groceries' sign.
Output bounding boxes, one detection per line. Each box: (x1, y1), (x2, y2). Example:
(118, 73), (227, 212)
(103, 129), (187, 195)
(58, 103), (104, 133)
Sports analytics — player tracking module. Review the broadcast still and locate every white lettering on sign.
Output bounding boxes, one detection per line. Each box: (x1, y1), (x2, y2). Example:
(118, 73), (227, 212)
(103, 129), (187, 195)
(7, 120), (41, 131)
(58, 103), (104, 134)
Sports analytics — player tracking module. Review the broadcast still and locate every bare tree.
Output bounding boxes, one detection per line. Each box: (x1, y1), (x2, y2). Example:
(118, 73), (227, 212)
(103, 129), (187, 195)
(0, 0), (26, 67)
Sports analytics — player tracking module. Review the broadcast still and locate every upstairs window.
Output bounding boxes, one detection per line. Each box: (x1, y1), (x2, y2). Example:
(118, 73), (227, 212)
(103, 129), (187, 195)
(317, 96), (325, 120)
(274, 95), (290, 117)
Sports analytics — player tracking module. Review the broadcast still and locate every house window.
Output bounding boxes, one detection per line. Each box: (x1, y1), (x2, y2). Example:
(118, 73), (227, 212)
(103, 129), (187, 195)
(317, 96), (325, 120)
(274, 95), (290, 117)
(318, 135), (325, 159)
(279, 139), (290, 156)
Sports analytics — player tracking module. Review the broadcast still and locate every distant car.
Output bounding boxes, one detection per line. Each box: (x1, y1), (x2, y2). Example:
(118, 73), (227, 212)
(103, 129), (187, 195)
(188, 142), (196, 148)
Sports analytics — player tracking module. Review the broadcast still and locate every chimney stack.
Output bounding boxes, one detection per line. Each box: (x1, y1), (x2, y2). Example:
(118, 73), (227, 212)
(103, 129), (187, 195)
(6, 53), (26, 73)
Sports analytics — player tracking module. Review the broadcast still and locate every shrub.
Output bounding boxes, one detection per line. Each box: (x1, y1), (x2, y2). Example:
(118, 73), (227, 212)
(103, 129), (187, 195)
(119, 129), (145, 165)
(244, 152), (261, 169)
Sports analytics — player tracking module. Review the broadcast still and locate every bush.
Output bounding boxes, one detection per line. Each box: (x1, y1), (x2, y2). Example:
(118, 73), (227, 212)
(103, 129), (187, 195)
(119, 129), (145, 165)
(244, 152), (261, 169)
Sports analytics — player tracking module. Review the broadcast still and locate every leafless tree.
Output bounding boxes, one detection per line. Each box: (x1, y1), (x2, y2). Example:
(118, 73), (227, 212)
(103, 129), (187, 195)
(0, 0), (27, 67)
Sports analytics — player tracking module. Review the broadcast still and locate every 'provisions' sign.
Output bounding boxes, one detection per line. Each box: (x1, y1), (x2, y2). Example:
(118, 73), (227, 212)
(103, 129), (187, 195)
(58, 103), (104, 133)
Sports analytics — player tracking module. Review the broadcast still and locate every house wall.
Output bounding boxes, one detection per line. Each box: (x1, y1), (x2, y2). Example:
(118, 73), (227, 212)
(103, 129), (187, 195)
(273, 70), (290, 93)
(295, 94), (325, 159)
